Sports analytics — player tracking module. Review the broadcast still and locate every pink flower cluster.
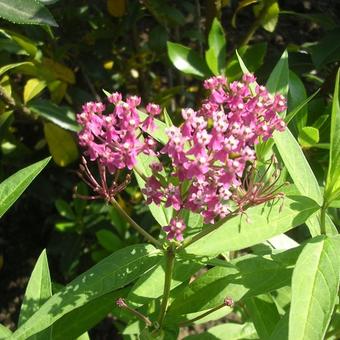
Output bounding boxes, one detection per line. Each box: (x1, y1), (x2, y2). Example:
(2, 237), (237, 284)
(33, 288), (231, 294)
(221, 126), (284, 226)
(77, 94), (160, 172)
(143, 74), (286, 239)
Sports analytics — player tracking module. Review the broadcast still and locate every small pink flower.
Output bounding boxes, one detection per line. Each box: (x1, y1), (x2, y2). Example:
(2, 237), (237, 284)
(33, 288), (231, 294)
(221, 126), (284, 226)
(163, 218), (186, 241)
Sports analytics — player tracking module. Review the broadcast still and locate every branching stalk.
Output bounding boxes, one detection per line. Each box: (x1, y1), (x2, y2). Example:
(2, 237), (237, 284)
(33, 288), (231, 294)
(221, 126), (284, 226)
(110, 198), (162, 248)
(179, 302), (225, 327)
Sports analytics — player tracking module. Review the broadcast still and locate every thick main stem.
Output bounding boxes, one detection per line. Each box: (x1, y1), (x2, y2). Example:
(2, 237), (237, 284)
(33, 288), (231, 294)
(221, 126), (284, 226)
(320, 204), (327, 235)
(110, 198), (162, 248)
(157, 247), (175, 328)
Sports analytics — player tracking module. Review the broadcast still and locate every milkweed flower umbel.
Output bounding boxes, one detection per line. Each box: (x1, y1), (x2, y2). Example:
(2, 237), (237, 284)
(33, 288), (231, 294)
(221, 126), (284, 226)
(76, 74), (286, 242)
(76, 93), (159, 201)
(143, 74), (286, 225)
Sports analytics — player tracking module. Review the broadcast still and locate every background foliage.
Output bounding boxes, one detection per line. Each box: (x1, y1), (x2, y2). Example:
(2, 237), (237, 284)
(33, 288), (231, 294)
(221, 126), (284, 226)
(0, 0), (340, 338)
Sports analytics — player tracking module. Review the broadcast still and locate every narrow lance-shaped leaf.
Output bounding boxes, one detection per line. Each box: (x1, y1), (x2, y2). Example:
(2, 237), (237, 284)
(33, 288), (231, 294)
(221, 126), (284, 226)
(18, 250), (52, 340)
(289, 235), (340, 340)
(0, 157), (51, 218)
(183, 322), (257, 340)
(10, 244), (161, 340)
(205, 18), (226, 75)
(0, 0), (58, 26)
(183, 195), (319, 257)
(236, 50), (325, 236)
(170, 246), (302, 315)
(246, 294), (281, 339)
(0, 324), (12, 339)
(28, 99), (80, 133)
(324, 68), (340, 204)
(256, 50), (289, 159)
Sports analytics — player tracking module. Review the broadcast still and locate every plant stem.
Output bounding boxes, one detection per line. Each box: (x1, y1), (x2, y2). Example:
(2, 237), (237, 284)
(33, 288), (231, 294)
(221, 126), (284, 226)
(179, 302), (225, 327)
(238, 1), (271, 48)
(124, 305), (153, 327)
(320, 204), (327, 235)
(110, 198), (162, 248)
(157, 247), (175, 328)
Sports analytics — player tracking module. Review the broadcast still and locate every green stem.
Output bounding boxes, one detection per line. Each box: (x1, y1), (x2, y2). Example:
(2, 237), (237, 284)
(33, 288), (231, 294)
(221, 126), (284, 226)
(157, 247), (175, 328)
(179, 302), (225, 327)
(238, 1), (272, 48)
(320, 204), (327, 235)
(110, 198), (162, 248)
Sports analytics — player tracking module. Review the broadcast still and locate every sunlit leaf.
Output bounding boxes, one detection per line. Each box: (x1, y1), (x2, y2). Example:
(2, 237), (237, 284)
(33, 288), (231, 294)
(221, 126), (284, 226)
(23, 78), (47, 104)
(10, 244), (161, 340)
(0, 0), (57, 26)
(167, 42), (212, 78)
(44, 123), (79, 167)
(289, 236), (340, 340)
(0, 157), (50, 218)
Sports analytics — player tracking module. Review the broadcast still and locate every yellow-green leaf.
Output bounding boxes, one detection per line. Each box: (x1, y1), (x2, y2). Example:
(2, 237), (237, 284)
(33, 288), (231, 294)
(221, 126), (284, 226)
(0, 75), (11, 97)
(42, 58), (75, 84)
(44, 123), (79, 167)
(23, 78), (46, 104)
(107, 0), (125, 17)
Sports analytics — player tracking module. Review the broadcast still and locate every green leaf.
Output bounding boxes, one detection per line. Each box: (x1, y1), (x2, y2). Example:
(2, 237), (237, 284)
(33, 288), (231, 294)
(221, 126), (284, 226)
(55, 199), (75, 220)
(127, 258), (201, 307)
(10, 244), (161, 340)
(289, 236), (340, 340)
(18, 250), (52, 339)
(273, 124), (324, 236)
(134, 152), (172, 227)
(274, 127), (325, 236)
(268, 313), (289, 340)
(0, 324), (12, 338)
(170, 246), (302, 315)
(246, 294), (281, 339)
(183, 195), (319, 257)
(288, 71), (308, 134)
(44, 123), (79, 167)
(325, 68), (340, 204)
(50, 289), (126, 340)
(205, 18), (226, 75)
(23, 78), (46, 104)
(28, 99), (80, 132)
(0, 157), (50, 218)
(0, 61), (33, 77)
(285, 89), (320, 126)
(266, 50), (289, 102)
(255, 1), (280, 32)
(298, 126), (319, 147)
(167, 42), (212, 78)
(256, 50), (289, 159)
(309, 28), (340, 68)
(184, 322), (257, 340)
(137, 109), (168, 145)
(0, 0), (57, 26)
(228, 43), (267, 81)
(96, 229), (123, 252)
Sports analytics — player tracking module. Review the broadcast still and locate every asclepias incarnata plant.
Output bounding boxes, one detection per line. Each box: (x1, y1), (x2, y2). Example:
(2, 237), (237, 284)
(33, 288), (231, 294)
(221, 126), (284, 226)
(5, 61), (340, 340)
